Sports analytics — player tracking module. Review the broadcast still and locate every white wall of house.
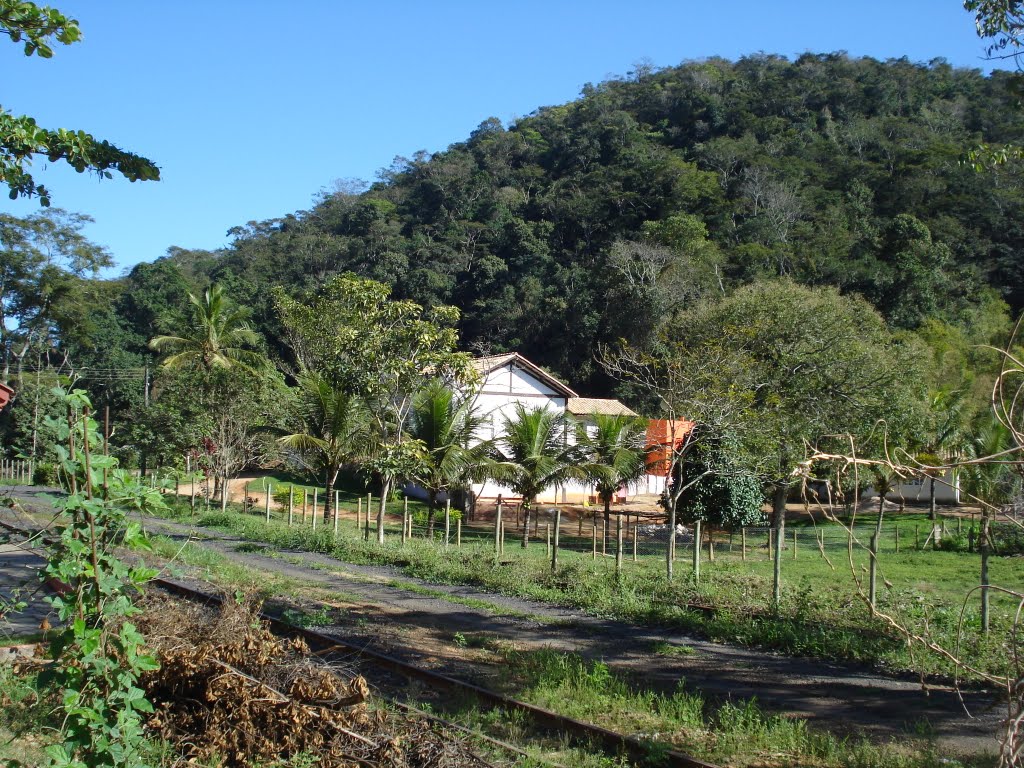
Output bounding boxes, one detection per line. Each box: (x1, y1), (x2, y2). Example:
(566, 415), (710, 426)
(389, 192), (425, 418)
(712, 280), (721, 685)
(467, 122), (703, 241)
(469, 359), (572, 504)
(861, 468), (960, 505)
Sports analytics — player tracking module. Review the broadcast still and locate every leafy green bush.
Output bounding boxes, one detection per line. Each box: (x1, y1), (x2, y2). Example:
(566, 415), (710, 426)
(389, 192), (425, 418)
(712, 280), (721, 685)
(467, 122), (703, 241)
(272, 483), (304, 509)
(32, 462), (55, 486)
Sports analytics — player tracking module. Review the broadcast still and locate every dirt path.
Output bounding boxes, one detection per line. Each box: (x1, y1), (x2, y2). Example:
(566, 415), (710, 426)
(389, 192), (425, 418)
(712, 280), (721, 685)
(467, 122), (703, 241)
(0, 488), (1004, 757)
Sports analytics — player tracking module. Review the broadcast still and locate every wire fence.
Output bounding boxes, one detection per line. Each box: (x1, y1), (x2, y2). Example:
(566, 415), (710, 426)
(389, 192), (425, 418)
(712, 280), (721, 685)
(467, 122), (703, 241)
(166, 477), (995, 578)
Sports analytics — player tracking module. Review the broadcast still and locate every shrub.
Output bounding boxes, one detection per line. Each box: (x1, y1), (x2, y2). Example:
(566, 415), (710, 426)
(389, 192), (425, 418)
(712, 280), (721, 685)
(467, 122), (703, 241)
(32, 462), (55, 486)
(272, 484), (305, 509)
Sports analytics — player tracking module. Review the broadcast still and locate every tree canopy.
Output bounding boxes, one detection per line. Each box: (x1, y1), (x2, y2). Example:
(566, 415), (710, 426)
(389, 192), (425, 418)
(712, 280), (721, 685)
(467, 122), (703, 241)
(0, 1), (160, 205)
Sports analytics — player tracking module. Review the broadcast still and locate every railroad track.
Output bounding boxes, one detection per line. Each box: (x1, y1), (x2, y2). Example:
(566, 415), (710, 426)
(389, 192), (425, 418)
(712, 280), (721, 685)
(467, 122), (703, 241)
(151, 576), (718, 768)
(0, 515), (718, 768)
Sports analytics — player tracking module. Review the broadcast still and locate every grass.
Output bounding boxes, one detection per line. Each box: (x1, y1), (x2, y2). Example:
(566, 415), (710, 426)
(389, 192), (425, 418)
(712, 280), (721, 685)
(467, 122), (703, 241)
(458, 647), (988, 768)
(149, 495), (1024, 681)
(127, 504), (1002, 766)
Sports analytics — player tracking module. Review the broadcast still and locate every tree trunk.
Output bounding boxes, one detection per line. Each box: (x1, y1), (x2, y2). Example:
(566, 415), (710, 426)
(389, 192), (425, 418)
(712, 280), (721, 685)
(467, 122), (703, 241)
(772, 483), (787, 611)
(521, 500), (532, 548)
(326, 467), (340, 523)
(427, 493), (437, 536)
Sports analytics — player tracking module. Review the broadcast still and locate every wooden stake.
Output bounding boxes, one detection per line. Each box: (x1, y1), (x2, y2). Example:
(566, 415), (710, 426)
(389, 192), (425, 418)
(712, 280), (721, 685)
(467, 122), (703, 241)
(615, 514), (623, 575)
(265, 483), (272, 522)
(546, 523), (551, 559)
(334, 490), (340, 535)
(592, 519), (597, 560)
(632, 524), (638, 562)
(742, 527), (747, 561)
(792, 529), (798, 559)
(693, 520), (701, 582)
(402, 496), (409, 544)
(301, 491), (307, 524)
(357, 497), (362, 529)
(312, 488), (317, 531)
(288, 488), (294, 527)
(444, 498), (451, 548)
(457, 518), (462, 548)
(895, 525), (900, 553)
(495, 500), (503, 556)
(552, 509), (561, 572)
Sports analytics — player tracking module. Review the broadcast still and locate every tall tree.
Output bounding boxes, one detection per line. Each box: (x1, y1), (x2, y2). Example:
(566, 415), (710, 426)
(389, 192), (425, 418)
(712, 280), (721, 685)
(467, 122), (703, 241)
(0, 209), (112, 383)
(276, 372), (370, 520)
(493, 404), (584, 548)
(653, 281), (923, 607)
(275, 274), (471, 543)
(407, 379), (490, 534)
(148, 284), (265, 375)
(579, 413), (647, 549)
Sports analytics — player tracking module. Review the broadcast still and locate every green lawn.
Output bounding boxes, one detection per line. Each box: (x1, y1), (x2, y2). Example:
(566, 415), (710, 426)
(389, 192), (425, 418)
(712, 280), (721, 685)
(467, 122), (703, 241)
(152, 495), (1024, 681)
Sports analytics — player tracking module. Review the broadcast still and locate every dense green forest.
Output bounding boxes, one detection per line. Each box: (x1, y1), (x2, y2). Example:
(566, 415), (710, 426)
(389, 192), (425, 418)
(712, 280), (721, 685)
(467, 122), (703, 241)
(3, 52), (1024, 463)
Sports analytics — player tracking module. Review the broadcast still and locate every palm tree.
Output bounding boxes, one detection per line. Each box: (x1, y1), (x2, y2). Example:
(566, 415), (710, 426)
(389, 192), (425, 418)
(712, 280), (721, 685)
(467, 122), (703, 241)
(148, 284), (265, 374)
(276, 372), (370, 521)
(579, 413), (647, 550)
(148, 284), (265, 504)
(917, 388), (968, 520)
(493, 404), (585, 548)
(407, 380), (490, 535)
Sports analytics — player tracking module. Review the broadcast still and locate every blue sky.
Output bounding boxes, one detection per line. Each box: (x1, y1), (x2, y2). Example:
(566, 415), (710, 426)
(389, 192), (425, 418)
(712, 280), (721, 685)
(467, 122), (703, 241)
(0, 1), (1007, 274)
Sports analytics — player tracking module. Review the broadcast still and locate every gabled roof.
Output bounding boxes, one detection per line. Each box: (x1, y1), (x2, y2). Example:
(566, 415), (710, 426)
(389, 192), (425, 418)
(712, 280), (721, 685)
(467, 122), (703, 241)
(566, 397), (639, 418)
(470, 352), (578, 398)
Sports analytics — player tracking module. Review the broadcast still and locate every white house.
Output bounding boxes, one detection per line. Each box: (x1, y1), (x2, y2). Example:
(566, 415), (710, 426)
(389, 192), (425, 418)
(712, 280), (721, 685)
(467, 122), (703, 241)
(466, 353), (642, 505)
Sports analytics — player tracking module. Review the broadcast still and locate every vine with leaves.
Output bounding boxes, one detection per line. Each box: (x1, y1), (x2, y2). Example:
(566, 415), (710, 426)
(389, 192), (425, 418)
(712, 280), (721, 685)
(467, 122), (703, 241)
(35, 388), (167, 768)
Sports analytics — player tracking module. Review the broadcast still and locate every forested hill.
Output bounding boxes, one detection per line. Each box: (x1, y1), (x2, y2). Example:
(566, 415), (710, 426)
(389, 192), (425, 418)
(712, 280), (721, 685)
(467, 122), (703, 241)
(143, 53), (1024, 392)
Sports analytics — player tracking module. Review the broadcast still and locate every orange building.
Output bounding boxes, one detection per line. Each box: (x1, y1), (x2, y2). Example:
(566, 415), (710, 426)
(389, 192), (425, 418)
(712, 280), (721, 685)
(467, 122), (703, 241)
(645, 419), (694, 477)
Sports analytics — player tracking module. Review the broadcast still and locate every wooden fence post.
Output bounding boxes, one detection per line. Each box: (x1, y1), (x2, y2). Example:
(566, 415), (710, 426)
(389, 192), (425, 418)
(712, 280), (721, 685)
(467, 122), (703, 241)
(632, 524), (638, 562)
(792, 529), (798, 559)
(333, 490), (340, 535)
(693, 520), (701, 582)
(444, 499), (451, 548)
(356, 497), (362, 530)
(915, 525), (920, 549)
(615, 514), (623, 575)
(402, 496), (409, 545)
(895, 525), (900, 553)
(288, 488), (294, 527)
(301, 491), (307, 524)
(592, 518), (597, 560)
(312, 488), (319, 531)
(495, 500), (503, 556)
(546, 523), (551, 559)
(265, 483), (272, 522)
(741, 527), (747, 561)
(457, 518), (462, 548)
(552, 509), (560, 572)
